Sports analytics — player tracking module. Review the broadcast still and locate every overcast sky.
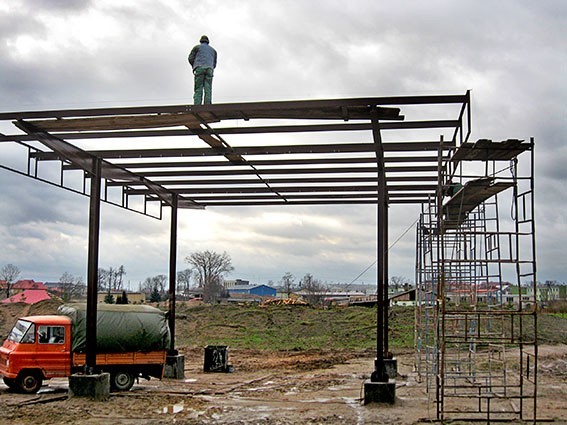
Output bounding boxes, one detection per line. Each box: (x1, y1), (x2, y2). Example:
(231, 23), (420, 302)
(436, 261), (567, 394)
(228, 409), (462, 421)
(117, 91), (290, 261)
(1, 0), (565, 289)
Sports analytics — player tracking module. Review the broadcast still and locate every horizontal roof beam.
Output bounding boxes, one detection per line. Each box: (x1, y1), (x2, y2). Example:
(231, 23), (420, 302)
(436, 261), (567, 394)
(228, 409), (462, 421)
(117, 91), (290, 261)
(32, 141), (454, 161)
(176, 199), (429, 207)
(125, 184), (438, 195)
(6, 119), (458, 141)
(62, 155), (447, 170)
(168, 191), (431, 202)
(108, 175), (438, 187)
(0, 93), (468, 121)
(118, 165), (439, 178)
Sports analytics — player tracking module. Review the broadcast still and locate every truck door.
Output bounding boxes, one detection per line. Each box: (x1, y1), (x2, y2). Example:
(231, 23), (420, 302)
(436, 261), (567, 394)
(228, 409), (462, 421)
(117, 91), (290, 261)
(36, 325), (70, 378)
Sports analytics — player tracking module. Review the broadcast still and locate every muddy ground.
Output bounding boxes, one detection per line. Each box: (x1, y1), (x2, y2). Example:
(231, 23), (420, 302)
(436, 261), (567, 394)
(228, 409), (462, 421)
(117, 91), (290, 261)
(1, 300), (566, 424)
(1, 345), (566, 425)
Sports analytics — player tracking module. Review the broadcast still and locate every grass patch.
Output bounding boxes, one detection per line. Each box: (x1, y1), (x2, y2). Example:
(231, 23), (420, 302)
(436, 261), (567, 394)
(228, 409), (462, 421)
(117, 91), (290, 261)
(175, 304), (415, 351)
(174, 303), (567, 352)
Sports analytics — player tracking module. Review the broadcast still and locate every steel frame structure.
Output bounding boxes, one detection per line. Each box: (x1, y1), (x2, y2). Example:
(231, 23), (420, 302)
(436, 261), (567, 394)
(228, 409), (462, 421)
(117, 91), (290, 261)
(2, 91), (538, 413)
(415, 138), (537, 422)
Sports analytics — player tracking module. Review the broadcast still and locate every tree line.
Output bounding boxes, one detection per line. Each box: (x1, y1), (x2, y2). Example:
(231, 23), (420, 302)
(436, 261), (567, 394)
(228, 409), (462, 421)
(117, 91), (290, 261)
(0, 250), (236, 304)
(2, 254), (417, 305)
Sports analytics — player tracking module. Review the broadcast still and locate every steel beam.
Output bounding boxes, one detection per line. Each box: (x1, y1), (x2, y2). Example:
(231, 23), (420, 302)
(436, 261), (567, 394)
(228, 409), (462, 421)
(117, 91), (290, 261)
(95, 155), (448, 170)
(11, 119), (455, 141)
(30, 141), (453, 161)
(125, 184), (438, 196)
(0, 93), (466, 121)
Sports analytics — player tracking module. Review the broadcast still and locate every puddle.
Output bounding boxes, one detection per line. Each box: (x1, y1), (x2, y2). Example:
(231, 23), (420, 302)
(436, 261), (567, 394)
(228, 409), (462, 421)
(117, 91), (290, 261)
(328, 384), (354, 391)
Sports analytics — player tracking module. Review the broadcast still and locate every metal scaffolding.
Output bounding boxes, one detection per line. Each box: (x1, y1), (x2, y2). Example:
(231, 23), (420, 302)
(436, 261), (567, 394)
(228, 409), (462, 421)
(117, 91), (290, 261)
(415, 138), (537, 422)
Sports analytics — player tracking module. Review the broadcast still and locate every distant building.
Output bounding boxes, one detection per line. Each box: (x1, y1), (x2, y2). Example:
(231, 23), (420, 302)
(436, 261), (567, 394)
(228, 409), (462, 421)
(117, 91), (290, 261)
(97, 291), (145, 304)
(228, 284), (276, 297)
(224, 279), (250, 289)
(390, 289), (417, 306)
(12, 280), (48, 293)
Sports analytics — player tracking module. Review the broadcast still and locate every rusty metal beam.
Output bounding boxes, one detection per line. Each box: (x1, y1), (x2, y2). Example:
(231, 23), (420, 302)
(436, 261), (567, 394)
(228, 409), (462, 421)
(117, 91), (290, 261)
(0, 93), (466, 121)
(107, 175), (439, 188)
(9, 119), (456, 141)
(102, 165), (439, 178)
(62, 155), (447, 170)
(125, 184), (438, 196)
(30, 141), (453, 161)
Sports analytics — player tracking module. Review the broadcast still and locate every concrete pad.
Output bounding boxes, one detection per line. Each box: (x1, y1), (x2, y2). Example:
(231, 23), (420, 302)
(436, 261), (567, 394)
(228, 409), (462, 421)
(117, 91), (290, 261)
(363, 379), (396, 405)
(68, 372), (110, 401)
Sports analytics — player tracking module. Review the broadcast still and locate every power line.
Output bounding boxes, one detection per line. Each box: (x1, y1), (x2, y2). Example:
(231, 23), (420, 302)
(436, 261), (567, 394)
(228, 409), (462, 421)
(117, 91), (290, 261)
(342, 217), (420, 291)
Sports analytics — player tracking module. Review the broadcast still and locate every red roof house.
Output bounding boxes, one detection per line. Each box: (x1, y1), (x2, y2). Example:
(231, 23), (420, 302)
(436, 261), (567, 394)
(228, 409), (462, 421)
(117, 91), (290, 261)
(1, 289), (52, 305)
(13, 280), (47, 292)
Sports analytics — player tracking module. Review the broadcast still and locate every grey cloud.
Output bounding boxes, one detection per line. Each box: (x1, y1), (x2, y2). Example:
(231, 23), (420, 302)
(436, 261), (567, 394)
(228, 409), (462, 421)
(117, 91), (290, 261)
(0, 1), (565, 284)
(24, 0), (93, 12)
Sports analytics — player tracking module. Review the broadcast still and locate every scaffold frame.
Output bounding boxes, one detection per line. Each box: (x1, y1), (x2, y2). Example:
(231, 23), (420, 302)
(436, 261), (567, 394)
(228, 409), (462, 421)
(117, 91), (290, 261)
(415, 137), (537, 422)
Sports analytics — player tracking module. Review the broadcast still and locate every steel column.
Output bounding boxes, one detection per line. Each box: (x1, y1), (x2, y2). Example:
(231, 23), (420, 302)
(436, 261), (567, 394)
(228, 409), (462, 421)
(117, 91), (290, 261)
(85, 157), (102, 373)
(370, 108), (389, 382)
(168, 194), (178, 354)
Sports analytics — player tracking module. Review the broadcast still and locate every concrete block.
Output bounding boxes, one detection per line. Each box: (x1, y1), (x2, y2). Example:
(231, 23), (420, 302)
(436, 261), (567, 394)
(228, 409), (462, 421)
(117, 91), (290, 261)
(68, 372), (110, 401)
(363, 379), (396, 405)
(165, 354), (185, 379)
(384, 358), (398, 379)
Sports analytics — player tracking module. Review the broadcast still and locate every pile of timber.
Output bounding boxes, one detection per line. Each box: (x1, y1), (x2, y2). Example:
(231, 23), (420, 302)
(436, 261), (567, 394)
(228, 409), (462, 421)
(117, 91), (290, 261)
(260, 297), (308, 307)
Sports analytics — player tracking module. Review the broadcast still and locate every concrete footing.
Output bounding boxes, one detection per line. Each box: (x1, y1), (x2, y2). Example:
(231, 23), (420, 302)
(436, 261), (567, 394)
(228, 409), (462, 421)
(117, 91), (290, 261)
(68, 372), (110, 401)
(165, 354), (185, 379)
(384, 358), (398, 379)
(363, 379), (396, 404)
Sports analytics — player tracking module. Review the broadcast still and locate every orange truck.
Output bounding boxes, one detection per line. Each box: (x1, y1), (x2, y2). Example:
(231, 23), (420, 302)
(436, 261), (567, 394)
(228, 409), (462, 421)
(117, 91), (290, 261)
(0, 304), (170, 393)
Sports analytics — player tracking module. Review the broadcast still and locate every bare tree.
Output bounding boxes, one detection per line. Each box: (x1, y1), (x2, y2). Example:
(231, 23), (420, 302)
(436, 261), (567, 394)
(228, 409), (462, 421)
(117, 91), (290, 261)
(98, 266), (127, 300)
(300, 273), (327, 306)
(177, 268), (193, 295)
(280, 272), (295, 298)
(390, 276), (406, 293)
(1, 263), (21, 298)
(58, 272), (85, 302)
(185, 250), (233, 303)
(141, 274), (168, 302)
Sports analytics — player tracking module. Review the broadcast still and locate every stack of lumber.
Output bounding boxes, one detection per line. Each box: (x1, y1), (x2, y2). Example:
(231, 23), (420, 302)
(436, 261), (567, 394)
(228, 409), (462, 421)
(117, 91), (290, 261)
(260, 297), (308, 306)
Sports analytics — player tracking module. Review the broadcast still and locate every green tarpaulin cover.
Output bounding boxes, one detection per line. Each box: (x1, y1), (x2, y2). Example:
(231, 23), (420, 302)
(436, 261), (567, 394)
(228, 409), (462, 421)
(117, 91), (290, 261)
(57, 303), (170, 353)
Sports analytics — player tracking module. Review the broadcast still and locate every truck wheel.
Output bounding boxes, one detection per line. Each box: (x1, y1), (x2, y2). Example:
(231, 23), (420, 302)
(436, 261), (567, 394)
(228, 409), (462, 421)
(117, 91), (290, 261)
(16, 371), (42, 394)
(111, 370), (135, 391)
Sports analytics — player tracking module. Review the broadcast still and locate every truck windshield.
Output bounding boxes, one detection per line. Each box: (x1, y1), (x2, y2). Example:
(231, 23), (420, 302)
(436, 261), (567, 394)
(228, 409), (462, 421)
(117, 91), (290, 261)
(7, 320), (35, 343)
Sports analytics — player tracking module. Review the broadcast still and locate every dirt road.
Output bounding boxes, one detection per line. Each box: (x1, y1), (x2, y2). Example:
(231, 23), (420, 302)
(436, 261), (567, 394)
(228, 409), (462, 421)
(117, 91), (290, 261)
(1, 346), (566, 424)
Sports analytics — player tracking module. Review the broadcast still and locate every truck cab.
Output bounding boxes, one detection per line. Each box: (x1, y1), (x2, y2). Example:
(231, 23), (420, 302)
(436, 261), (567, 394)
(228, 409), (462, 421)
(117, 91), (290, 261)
(0, 315), (72, 393)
